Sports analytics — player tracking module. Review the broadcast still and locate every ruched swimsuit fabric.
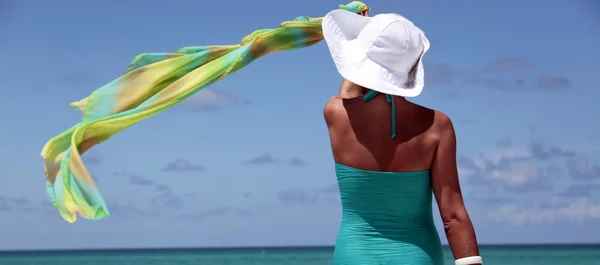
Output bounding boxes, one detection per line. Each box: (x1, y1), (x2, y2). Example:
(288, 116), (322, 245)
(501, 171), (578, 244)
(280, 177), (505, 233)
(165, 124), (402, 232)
(333, 163), (444, 265)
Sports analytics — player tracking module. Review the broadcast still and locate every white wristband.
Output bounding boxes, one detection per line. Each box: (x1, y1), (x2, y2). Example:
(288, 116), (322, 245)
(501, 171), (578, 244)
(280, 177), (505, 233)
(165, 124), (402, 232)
(455, 256), (482, 265)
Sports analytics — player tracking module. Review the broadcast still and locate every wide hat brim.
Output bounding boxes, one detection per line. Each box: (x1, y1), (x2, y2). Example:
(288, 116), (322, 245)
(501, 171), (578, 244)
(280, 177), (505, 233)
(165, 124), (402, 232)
(322, 10), (429, 97)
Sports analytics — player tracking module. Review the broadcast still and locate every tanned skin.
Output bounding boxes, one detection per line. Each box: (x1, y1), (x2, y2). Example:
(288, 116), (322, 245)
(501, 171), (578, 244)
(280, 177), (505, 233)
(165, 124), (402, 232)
(324, 80), (480, 264)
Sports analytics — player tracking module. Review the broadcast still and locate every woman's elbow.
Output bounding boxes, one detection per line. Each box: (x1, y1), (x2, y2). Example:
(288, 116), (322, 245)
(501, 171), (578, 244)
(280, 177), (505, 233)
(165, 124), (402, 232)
(441, 206), (472, 230)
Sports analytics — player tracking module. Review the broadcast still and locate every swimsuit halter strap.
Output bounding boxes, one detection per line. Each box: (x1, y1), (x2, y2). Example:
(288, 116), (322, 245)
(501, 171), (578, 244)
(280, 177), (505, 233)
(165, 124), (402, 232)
(362, 90), (397, 138)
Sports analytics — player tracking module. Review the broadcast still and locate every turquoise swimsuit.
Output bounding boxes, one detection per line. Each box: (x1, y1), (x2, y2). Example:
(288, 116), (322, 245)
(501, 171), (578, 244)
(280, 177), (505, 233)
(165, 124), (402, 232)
(333, 92), (444, 265)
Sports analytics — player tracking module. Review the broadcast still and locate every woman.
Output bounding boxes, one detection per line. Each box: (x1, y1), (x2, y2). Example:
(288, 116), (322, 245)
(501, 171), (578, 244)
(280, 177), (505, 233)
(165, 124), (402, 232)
(321, 9), (482, 265)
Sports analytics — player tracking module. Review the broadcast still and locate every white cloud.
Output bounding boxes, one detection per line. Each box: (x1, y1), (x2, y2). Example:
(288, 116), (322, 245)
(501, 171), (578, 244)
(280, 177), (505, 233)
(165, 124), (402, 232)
(568, 156), (600, 180)
(461, 146), (555, 191)
(475, 147), (532, 165)
(461, 140), (600, 224)
(457, 167), (474, 178)
(178, 89), (240, 111)
(459, 147), (531, 176)
(463, 148), (542, 186)
(488, 197), (600, 225)
(487, 161), (539, 186)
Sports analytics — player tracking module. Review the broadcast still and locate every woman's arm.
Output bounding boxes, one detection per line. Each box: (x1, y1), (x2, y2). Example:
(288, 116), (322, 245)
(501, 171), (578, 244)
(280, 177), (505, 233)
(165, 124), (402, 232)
(431, 113), (481, 265)
(338, 79), (362, 98)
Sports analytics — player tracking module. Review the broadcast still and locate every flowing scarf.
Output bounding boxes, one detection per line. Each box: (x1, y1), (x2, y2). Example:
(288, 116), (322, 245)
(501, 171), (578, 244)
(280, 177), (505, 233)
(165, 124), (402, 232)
(41, 2), (369, 223)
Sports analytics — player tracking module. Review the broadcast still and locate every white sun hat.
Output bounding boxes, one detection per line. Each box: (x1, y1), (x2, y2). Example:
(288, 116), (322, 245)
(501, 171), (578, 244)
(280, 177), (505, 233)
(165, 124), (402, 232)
(322, 9), (430, 97)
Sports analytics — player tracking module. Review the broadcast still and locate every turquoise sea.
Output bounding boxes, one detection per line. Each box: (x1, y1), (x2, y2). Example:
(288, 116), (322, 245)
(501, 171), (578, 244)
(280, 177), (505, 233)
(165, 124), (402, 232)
(1, 245), (599, 265)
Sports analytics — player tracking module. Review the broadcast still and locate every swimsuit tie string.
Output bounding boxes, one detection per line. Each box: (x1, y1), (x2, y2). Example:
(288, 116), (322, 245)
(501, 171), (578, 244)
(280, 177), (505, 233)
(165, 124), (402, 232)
(363, 90), (397, 138)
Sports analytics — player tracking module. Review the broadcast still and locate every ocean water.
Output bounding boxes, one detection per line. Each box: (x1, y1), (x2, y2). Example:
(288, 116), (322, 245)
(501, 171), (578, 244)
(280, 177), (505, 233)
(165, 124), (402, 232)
(0, 245), (599, 265)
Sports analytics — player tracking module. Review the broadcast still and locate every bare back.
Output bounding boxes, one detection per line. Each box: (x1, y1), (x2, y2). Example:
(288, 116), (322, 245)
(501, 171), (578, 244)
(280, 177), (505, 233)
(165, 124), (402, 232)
(324, 92), (480, 261)
(324, 94), (443, 172)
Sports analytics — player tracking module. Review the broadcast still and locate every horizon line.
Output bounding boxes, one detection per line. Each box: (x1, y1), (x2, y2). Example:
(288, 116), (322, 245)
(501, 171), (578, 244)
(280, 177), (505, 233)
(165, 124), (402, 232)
(1, 243), (600, 253)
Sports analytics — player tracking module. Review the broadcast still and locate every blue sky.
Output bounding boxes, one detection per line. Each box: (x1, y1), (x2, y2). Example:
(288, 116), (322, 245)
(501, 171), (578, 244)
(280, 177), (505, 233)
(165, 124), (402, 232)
(1, 0), (599, 250)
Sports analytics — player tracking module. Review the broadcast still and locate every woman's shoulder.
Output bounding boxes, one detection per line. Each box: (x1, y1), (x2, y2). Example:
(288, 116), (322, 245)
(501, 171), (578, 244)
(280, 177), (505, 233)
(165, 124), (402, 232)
(323, 96), (347, 126)
(410, 102), (453, 125)
(408, 102), (455, 140)
(431, 109), (453, 131)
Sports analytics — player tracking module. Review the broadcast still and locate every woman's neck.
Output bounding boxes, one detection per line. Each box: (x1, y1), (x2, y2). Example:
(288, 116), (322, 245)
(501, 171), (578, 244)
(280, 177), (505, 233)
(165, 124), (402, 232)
(362, 88), (405, 100)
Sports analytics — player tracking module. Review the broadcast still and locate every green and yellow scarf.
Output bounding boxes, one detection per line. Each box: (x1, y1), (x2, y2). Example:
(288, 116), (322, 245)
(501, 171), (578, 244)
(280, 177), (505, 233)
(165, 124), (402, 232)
(41, 2), (369, 223)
